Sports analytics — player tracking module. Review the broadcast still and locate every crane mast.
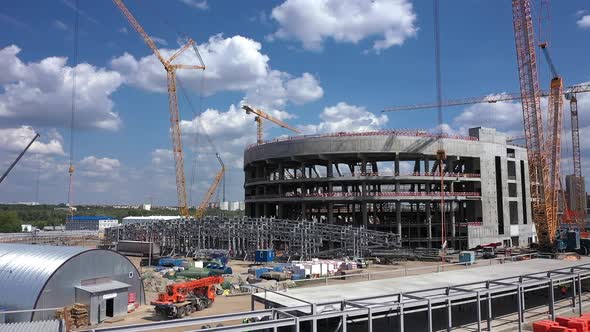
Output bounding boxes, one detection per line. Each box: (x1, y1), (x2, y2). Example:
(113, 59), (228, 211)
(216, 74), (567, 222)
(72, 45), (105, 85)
(113, 0), (205, 217)
(195, 154), (225, 219)
(512, 0), (554, 246)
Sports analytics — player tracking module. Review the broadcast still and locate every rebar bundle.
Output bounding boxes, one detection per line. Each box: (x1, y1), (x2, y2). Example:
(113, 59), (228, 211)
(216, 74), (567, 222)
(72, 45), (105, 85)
(104, 217), (401, 259)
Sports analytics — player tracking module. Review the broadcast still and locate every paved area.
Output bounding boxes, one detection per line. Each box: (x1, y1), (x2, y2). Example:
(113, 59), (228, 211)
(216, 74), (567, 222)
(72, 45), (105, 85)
(255, 258), (590, 308)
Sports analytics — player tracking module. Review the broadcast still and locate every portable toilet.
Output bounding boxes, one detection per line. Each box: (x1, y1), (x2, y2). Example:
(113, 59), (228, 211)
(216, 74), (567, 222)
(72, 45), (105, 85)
(255, 249), (275, 263)
(459, 251), (475, 265)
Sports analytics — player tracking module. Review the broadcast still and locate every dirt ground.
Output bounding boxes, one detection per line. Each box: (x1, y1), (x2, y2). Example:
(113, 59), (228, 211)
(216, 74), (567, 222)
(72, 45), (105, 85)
(86, 257), (511, 330)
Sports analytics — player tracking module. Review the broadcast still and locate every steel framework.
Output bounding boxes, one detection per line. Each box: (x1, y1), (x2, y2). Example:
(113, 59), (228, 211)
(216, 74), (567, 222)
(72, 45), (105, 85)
(104, 217), (401, 259)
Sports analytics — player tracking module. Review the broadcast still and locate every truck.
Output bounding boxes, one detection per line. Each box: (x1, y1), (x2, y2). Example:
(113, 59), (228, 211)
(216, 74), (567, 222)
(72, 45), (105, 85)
(151, 276), (224, 319)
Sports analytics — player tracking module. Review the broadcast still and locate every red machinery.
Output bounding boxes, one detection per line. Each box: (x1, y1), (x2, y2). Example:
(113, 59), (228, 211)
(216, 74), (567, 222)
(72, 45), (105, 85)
(151, 276), (223, 319)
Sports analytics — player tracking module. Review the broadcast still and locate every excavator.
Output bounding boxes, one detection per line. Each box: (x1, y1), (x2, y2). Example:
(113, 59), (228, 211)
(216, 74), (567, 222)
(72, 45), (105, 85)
(151, 276), (223, 318)
(195, 154), (225, 219)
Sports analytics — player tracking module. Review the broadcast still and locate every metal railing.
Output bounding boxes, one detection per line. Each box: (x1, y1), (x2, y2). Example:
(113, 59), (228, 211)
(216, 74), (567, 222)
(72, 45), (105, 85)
(246, 172), (482, 183)
(246, 191), (482, 199)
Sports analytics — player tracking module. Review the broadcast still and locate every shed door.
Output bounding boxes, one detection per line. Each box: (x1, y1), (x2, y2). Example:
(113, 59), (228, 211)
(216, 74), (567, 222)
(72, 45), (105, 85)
(98, 298), (106, 323)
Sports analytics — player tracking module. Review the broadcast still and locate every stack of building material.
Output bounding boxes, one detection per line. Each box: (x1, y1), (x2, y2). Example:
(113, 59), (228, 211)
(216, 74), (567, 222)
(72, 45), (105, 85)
(70, 303), (89, 328)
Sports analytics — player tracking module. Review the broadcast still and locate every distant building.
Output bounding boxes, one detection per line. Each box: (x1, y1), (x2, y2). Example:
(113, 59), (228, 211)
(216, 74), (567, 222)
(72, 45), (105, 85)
(230, 201), (245, 211)
(142, 204), (151, 211)
(220, 201), (230, 211)
(65, 216), (118, 231)
(21, 224), (33, 232)
(122, 216), (181, 225)
(42, 225), (66, 231)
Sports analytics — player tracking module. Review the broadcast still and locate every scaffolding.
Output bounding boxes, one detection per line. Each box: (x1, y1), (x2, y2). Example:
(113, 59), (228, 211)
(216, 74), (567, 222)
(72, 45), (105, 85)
(104, 217), (401, 259)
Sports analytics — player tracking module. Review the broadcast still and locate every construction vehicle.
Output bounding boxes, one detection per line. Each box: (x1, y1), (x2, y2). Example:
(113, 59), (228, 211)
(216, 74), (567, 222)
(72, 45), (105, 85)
(113, 0), (205, 217)
(242, 105), (301, 145)
(151, 276), (223, 319)
(195, 154), (225, 219)
(0, 132), (39, 184)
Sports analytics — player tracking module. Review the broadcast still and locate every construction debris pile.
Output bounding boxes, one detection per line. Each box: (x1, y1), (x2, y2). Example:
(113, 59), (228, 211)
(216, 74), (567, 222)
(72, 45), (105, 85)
(105, 217), (401, 259)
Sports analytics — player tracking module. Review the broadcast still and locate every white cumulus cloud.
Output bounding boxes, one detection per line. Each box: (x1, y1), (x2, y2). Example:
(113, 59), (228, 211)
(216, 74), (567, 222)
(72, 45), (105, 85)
(0, 126), (64, 155)
(0, 45), (123, 131)
(179, 0), (208, 10)
(111, 34), (323, 110)
(577, 15), (590, 28)
(302, 102), (388, 134)
(269, 0), (417, 52)
(285, 72), (324, 105)
(78, 156), (120, 177)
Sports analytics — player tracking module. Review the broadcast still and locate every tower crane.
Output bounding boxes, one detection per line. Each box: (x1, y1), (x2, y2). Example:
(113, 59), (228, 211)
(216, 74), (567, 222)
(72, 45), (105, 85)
(539, 42), (564, 238)
(565, 92), (586, 222)
(195, 154), (225, 219)
(113, 0), (205, 217)
(241, 105), (301, 144)
(513, 0), (556, 247)
(382, 84), (590, 112)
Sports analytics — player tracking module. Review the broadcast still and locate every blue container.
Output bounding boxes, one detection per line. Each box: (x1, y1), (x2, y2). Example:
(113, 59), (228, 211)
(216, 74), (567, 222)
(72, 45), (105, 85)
(249, 267), (271, 278)
(158, 257), (186, 267)
(459, 251), (475, 265)
(272, 266), (285, 272)
(291, 273), (304, 281)
(255, 249), (275, 263)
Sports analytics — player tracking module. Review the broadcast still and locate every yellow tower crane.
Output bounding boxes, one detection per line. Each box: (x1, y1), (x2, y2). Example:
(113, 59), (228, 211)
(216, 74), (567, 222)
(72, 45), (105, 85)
(242, 105), (301, 144)
(113, 0), (205, 217)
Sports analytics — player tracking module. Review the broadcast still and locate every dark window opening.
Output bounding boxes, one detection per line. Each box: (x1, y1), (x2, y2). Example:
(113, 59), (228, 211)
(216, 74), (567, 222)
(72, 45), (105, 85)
(520, 161), (528, 224)
(496, 156), (504, 234)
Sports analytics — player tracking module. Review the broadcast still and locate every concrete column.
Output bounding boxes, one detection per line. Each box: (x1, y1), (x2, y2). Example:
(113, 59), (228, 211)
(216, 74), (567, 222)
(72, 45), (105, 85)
(278, 184), (283, 195)
(426, 202), (432, 248)
(301, 162), (306, 178)
(263, 203), (269, 217)
(362, 202), (368, 228)
(328, 202), (334, 224)
(451, 202), (456, 243)
(301, 202), (307, 220)
(396, 201), (402, 237)
(424, 158), (430, 174)
(254, 203), (259, 218)
(245, 203), (252, 217)
(327, 161), (333, 177)
(278, 203), (283, 219)
(278, 162), (284, 180)
(395, 153), (400, 176)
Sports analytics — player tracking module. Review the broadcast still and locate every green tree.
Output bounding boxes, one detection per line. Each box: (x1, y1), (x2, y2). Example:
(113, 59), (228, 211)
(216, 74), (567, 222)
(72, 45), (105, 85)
(0, 211), (22, 233)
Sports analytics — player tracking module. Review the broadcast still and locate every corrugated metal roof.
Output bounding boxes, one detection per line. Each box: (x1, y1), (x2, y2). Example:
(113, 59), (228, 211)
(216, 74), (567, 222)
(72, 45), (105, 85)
(76, 280), (130, 294)
(0, 319), (63, 332)
(0, 244), (90, 314)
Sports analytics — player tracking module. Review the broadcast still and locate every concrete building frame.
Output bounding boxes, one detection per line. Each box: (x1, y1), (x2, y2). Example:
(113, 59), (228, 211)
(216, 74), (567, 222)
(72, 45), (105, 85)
(244, 128), (536, 250)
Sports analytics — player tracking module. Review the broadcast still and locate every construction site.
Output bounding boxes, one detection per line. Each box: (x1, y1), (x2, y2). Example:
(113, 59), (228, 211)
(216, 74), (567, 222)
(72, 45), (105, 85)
(1, 0), (590, 332)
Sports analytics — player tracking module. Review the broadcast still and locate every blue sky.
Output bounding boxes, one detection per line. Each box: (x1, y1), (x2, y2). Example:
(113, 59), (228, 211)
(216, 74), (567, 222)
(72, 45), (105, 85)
(1, 0), (589, 206)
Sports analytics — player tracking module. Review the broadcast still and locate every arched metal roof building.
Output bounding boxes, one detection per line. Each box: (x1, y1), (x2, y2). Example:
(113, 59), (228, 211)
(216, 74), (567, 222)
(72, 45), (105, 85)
(0, 244), (144, 324)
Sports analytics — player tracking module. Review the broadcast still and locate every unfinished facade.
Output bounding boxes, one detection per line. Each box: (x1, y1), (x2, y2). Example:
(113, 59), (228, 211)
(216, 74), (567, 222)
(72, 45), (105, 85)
(244, 127), (536, 250)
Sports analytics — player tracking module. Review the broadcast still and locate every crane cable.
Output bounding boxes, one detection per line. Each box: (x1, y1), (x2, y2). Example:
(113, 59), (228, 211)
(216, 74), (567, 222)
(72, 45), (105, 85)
(433, 0), (447, 251)
(67, 0), (80, 217)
